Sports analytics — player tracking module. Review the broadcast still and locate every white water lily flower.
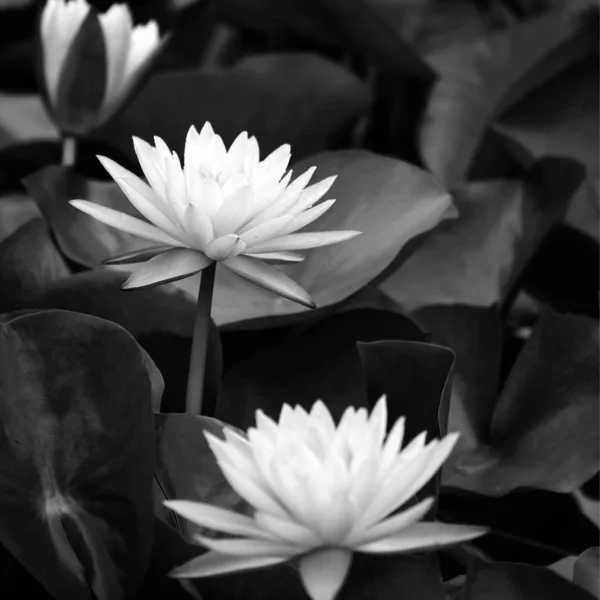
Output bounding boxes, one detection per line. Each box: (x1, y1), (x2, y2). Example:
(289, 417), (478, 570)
(40, 0), (162, 131)
(165, 397), (487, 600)
(70, 123), (361, 307)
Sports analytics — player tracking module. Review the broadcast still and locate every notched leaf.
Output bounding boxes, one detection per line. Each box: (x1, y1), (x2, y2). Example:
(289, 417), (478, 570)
(0, 310), (158, 599)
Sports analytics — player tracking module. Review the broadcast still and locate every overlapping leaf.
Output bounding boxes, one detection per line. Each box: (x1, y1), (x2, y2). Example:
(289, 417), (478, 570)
(380, 157), (585, 311)
(0, 218), (69, 311)
(412, 305), (503, 451)
(420, 11), (597, 186)
(449, 309), (599, 495)
(23, 166), (151, 269)
(498, 58), (599, 240)
(0, 194), (42, 242)
(97, 53), (370, 164)
(463, 560), (596, 599)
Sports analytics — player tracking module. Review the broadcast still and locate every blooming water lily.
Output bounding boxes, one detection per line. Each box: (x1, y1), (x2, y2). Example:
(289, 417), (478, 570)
(166, 397), (487, 600)
(40, 0), (162, 134)
(70, 123), (361, 307)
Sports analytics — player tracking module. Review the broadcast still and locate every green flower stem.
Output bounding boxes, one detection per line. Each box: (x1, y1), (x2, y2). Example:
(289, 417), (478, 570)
(61, 136), (77, 167)
(185, 262), (217, 414)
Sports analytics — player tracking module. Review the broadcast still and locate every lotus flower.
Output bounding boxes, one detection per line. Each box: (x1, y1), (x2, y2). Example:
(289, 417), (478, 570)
(165, 397), (487, 600)
(70, 123), (361, 307)
(40, 0), (162, 134)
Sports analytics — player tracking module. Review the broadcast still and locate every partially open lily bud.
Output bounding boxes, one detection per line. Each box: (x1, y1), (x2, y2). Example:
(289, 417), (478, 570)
(39, 0), (163, 135)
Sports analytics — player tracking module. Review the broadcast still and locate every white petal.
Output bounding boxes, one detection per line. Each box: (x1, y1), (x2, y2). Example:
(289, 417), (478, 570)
(369, 396), (388, 450)
(289, 176), (337, 215)
(223, 255), (315, 308)
(69, 200), (183, 246)
(212, 185), (253, 237)
(380, 416), (406, 474)
(165, 150), (187, 216)
(348, 497), (434, 546)
(246, 427), (278, 488)
(254, 144), (291, 187)
(316, 492), (355, 544)
(275, 199), (336, 238)
(222, 428), (253, 455)
(122, 20), (160, 83)
(356, 522), (488, 554)
(222, 131), (249, 179)
(40, 0), (57, 42)
(97, 155), (182, 238)
(152, 136), (176, 186)
(381, 433), (459, 519)
(277, 166), (317, 202)
(254, 512), (321, 547)
(192, 177), (224, 217)
(103, 245), (171, 265)
(183, 125), (201, 165)
(165, 500), (275, 540)
(299, 549), (352, 600)
(279, 403), (310, 431)
(249, 230), (361, 254)
(239, 215), (293, 245)
(133, 136), (168, 201)
(267, 453), (328, 533)
(122, 248), (211, 289)
(207, 134), (228, 177)
(242, 136), (260, 178)
(357, 439), (434, 530)
(41, 0), (91, 104)
(204, 234), (246, 261)
(184, 124), (216, 179)
(170, 552), (288, 579)
(246, 252), (305, 263)
(194, 535), (300, 557)
(220, 173), (249, 199)
(183, 202), (214, 249)
(205, 431), (263, 484)
(309, 401), (336, 438)
(208, 448), (289, 517)
(245, 166), (316, 227)
(98, 3), (132, 107)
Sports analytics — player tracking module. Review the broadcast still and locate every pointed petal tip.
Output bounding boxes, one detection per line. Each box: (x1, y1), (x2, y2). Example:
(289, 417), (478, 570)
(121, 272), (196, 290)
(299, 549), (352, 600)
(305, 296), (317, 309)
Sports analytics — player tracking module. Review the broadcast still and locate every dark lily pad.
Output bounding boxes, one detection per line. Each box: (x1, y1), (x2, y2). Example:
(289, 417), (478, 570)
(463, 560), (596, 599)
(0, 310), (159, 599)
(338, 553), (445, 600)
(380, 157), (586, 311)
(452, 309), (599, 495)
(0, 218), (70, 312)
(10, 269), (222, 414)
(96, 53), (370, 164)
(216, 308), (427, 428)
(23, 165), (152, 269)
(412, 305), (503, 452)
(419, 11), (596, 186)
